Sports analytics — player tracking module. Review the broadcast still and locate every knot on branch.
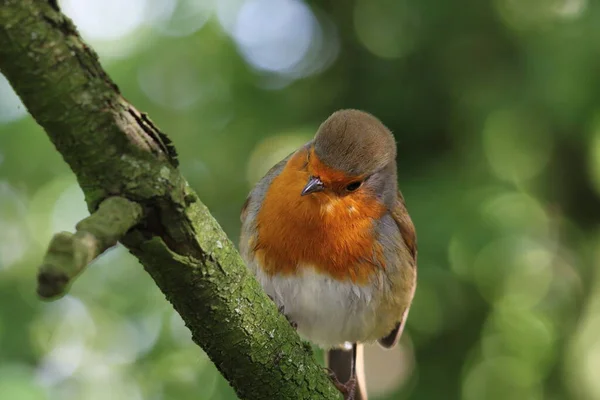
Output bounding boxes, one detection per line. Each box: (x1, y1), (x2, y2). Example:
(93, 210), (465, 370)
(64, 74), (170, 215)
(37, 196), (144, 300)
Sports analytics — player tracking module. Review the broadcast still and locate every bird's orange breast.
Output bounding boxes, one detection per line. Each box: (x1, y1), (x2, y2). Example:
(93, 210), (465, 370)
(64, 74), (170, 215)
(253, 148), (386, 284)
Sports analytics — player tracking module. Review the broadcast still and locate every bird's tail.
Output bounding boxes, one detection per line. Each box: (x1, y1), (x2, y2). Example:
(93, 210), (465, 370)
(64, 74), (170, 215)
(326, 343), (367, 400)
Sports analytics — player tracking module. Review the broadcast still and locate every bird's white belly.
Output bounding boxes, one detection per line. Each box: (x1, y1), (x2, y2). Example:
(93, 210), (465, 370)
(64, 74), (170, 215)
(254, 265), (379, 348)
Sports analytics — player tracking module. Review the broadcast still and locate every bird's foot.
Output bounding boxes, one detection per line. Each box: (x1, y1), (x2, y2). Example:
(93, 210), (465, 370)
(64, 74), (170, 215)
(326, 369), (356, 400)
(278, 304), (298, 330)
(268, 295), (298, 330)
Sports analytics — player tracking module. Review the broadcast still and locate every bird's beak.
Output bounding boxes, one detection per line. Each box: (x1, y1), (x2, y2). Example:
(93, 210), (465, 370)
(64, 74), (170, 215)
(301, 176), (324, 196)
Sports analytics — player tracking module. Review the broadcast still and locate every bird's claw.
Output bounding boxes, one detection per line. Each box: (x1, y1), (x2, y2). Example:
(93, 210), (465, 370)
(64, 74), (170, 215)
(325, 368), (356, 400)
(278, 304), (298, 330)
(268, 295), (298, 330)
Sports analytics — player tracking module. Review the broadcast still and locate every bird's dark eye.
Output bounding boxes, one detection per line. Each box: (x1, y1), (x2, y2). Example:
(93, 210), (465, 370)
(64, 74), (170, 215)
(345, 181), (362, 192)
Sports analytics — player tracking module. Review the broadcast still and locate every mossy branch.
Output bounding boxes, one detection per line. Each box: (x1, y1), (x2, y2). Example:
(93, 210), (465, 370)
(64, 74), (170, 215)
(37, 196), (144, 299)
(0, 1), (341, 399)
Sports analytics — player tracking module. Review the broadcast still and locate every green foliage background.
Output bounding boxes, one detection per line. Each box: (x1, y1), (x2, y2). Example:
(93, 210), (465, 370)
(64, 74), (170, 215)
(1, 0), (600, 399)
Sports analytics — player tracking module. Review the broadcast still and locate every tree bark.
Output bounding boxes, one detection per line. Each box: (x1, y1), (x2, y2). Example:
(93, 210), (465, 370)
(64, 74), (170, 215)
(0, 1), (340, 399)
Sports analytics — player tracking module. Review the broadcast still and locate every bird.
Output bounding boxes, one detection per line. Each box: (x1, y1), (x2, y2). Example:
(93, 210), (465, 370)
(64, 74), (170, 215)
(240, 109), (417, 400)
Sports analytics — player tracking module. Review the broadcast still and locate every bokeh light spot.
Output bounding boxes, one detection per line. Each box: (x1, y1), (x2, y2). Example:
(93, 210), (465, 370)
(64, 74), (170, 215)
(482, 306), (556, 373)
(37, 341), (86, 386)
(495, 0), (588, 31)
(568, 313), (600, 399)
(59, 0), (148, 59)
(473, 236), (554, 304)
(51, 183), (88, 235)
(60, 0), (146, 41)
(28, 177), (87, 248)
(215, 0), (245, 34)
(500, 246), (555, 309)
(481, 191), (549, 237)
(364, 342), (414, 397)
(554, 0), (588, 18)
(462, 356), (542, 400)
(33, 296), (96, 385)
(145, 0), (213, 37)
(483, 109), (553, 183)
(565, 235), (600, 400)
(232, 0), (315, 74)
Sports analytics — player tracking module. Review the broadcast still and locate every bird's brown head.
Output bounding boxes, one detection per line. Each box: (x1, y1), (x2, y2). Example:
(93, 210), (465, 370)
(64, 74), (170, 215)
(302, 109), (398, 205)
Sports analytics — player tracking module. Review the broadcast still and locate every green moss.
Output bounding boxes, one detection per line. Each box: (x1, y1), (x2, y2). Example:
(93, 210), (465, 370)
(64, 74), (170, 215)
(0, 1), (341, 398)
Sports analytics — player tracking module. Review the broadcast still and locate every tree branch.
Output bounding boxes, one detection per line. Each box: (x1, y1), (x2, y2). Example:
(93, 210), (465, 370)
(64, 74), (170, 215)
(37, 196), (144, 298)
(0, 1), (340, 399)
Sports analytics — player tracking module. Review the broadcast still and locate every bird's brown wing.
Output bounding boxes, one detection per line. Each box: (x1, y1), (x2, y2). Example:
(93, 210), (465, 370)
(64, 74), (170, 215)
(378, 190), (417, 348)
(240, 152), (296, 224)
(240, 195), (251, 223)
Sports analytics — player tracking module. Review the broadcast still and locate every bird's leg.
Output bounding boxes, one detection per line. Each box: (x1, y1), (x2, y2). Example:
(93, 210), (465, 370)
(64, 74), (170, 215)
(326, 343), (359, 400)
(268, 295), (298, 330)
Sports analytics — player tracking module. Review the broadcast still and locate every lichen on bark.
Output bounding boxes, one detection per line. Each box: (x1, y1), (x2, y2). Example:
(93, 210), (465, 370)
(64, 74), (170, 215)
(0, 1), (340, 398)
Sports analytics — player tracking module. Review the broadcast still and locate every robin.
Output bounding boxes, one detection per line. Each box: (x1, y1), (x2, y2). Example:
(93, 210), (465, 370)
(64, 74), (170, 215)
(240, 109), (417, 400)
